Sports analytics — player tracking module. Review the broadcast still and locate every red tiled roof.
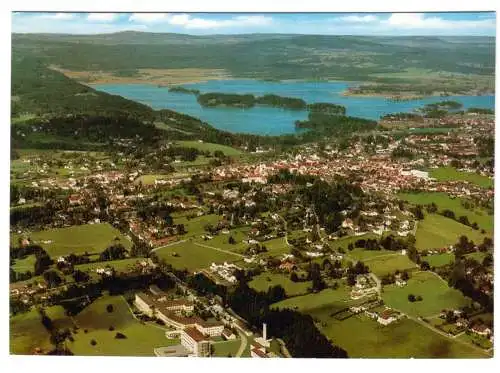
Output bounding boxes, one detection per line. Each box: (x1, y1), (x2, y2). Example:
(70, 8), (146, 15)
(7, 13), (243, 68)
(251, 348), (268, 358)
(184, 327), (208, 342)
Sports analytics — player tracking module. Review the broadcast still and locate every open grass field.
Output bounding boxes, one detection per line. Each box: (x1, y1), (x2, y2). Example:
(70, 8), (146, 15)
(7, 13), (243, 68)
(272, 285), (351, 313)
(175, 141), (243, 157)
(193, 226), (251, 254)
(465, 251), (490, 263)
(382, 271), (471, 318)
(249, 273), (312, 297)
(458, 333), (493, 350)
(261, 237), (290, 257)
(330, 234), (378, 252)
(365, 254), (417, 277)
(171, 212), (221, 239)
(11, 223), (132, 257)
(348, 248), (399, 262)
(11, 255), (36, 273)
(314, 314), (487, 358)
(62, 295), (178, 356)
(424, 253), (454, 268)
(414, 214), (487, 251)
(429, 167), (493, 189)
(211, 339), (242, 357)
(155, 240), (244, 271)
(398, 192), (493, 233)
(10, 308), (52, 354)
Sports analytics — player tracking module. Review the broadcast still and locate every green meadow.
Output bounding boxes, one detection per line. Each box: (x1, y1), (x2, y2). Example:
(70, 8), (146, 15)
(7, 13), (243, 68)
(414, 214), (487, 250)
(249, 273), (312, 297)
(428, 167), (493, 188)
(398, 192), (493, 233)
(11, 223), (132, 257)
(382, 271), (471, 318)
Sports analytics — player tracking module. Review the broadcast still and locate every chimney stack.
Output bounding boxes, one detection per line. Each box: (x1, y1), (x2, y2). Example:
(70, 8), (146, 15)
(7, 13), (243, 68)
(263, 323), (267, 341)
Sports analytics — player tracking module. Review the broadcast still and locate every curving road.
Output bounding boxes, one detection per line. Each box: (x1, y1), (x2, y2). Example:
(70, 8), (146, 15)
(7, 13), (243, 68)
(235, 330), (248, 357)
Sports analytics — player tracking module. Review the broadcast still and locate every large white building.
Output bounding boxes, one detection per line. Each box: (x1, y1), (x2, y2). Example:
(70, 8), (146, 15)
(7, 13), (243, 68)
(181, 327), (211, 357)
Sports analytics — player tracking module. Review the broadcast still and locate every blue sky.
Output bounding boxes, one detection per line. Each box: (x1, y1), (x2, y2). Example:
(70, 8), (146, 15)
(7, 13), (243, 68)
(11, 12), (496, 36)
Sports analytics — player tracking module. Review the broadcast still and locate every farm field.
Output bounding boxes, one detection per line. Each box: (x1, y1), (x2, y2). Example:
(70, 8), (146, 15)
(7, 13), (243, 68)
(398, 192), (493, 233)
(365, 254), (417, 277)
(155, 240), (244, 271)
(11, 223), (132, 257)
(272, 285), (351, 313)
(10, 308), (52, 354)
(313, 314), (487, 358)
(428, 167), (493, 188)
(211, 339), (242, 357)
(60, 295), (178, 356)
(423, 253), (454, 268)
(414, 213), (487, 251)
(175, 140), (243, 157)
(382, 271), (471, 318)
(249, 273), (312, 297)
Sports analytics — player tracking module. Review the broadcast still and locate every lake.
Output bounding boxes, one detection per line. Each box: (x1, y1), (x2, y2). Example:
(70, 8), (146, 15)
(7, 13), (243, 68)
(93, 80), (495, 136)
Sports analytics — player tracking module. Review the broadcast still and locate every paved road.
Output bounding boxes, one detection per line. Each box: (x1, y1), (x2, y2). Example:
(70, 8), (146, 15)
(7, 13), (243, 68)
(368, 272), (382, 297)
(193, 242), (245, 258)
(235, 330), (248, 357)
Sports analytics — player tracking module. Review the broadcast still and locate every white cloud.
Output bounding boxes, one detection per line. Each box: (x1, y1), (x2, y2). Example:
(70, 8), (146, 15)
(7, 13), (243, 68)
(87, 13), (119, 22)
(39, 13), (75, 20)
(383, 13), (495, 30)
(128, 13), (168, 23)
(338, 15), (379, 23)
(128, 13), (272, 29)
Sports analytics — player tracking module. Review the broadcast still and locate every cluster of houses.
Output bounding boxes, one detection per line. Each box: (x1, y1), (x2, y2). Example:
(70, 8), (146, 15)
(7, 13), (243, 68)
(350, 275), (378, 300)
(439, 309), (493, 341)
(208, 262), (242, 284)
(350, 305), (403, 326)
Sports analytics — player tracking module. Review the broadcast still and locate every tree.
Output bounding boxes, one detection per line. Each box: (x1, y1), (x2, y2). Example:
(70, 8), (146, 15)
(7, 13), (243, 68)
(408, 294), (416, 302)
(228, 236), (236, 245)
(347, 273), (356, 286)
(106, 304), (114, 313)
(290, 272), (299, 282)
(420, 261), (430, 271)
(43, 270), (63, 288)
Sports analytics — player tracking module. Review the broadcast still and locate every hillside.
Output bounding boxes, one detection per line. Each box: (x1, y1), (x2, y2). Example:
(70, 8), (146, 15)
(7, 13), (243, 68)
(12, 33), (495, 88)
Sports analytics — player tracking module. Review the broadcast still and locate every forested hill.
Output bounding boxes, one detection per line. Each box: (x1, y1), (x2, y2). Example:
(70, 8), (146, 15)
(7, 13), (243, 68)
(12, 32), (495, 81)
(11, 57), (154, 119)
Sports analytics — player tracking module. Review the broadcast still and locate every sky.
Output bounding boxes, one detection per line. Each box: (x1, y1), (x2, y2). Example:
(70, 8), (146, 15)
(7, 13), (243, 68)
(11, 12), (496, 36)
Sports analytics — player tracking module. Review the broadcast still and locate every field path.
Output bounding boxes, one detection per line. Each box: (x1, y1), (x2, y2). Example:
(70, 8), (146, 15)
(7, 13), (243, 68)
(193, 242), (245, 258)
(363, 253), (400, 262)
(151, 239), (187, 253)
(415, 270), (449, 285)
